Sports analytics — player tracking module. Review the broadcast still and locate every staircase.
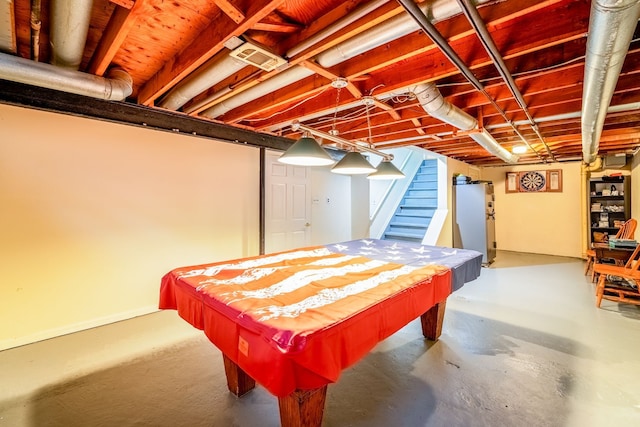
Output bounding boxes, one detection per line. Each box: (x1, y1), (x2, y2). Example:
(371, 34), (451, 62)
(383, 159), (438, 243)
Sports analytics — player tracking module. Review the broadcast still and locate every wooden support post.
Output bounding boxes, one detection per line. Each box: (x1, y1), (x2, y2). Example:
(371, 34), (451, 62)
(420, 300), (447, 340)
(223, 354), (256, 397)
(278, 387), (327, 427)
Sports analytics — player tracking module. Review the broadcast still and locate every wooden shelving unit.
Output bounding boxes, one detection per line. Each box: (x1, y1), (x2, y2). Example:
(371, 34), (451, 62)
(588, 176), (631, 245)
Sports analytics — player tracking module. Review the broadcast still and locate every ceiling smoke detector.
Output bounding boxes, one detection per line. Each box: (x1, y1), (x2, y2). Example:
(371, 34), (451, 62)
(229, 41), (287, 72)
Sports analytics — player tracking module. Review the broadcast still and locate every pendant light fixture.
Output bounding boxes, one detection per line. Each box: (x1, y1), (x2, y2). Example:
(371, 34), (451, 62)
(278, 131), (335, 166)
(285, 85), (405, 179)
(331, 151), (377, 174)
(291, 121), (405, 179)
(368, 158), (405, 179)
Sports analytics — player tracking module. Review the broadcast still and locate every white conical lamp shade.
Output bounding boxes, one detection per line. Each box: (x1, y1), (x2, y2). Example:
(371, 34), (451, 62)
(368, 159), (405, 180)
(278, 136), (335, 166)
(331, 151), (377, 175)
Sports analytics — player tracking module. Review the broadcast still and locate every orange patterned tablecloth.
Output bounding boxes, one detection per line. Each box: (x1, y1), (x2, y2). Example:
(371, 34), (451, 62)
(160, 239), (481, 397)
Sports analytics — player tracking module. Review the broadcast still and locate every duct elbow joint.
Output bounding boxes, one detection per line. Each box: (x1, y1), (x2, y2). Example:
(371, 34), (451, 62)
(106, 67), (133, 100)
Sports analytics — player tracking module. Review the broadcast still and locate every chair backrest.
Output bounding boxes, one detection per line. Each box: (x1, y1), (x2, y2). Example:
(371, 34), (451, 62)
(615, 218), (637, 240)
(624, 242), (640, 270)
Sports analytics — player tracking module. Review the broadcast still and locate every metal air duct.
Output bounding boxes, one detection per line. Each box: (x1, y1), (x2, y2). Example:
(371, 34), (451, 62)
(581, 0), (640, 164)
(0, 53), (133, 100)
(316, 0), (490, 68)
(412, 83), (518, 163)
(200, 66), (315, 118)
(200, 0), (489, 120)
(50, 0), (94, 70)
(286, 0), (390, 58)
(159, 52), (246, 110)
(0, 0), (131, 101)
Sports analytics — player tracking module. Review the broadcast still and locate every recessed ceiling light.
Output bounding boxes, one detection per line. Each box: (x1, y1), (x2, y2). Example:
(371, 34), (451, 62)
(512, 144), (528, 154)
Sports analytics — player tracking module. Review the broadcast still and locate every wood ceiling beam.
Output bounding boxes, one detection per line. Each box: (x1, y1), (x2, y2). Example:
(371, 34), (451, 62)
(252, 21), (302, 34)
(188, 1), (403, 115)
(88, 0), (147, 76)
(224, 74), (340, 125)
(137, 0), (283, 106)
(349, 1), (588, 97)
(214, 0), (246, 24)
(247, 0), (589, 133)
(110, 0), (134, 9)
(283, 1), (406, 61)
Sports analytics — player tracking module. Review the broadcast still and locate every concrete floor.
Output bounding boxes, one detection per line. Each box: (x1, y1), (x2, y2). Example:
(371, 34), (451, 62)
(1, 251), (639, 426)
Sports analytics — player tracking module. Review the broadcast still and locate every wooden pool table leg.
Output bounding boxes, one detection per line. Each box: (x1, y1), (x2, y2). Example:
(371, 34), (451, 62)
(420, 300), (446, 340)
(222, 354), (256, 397)
(278, 387), (327, 427)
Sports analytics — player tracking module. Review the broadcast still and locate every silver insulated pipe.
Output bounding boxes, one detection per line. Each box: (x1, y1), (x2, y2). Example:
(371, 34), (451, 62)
(412, 83), (519, 163)
(581, 0), (640, 164)
(0, 53), (133, 100)
(50, 0), (94, 70)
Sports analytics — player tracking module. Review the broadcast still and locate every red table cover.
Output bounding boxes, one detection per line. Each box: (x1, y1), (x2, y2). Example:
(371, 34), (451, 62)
(160, 243), (452, 397)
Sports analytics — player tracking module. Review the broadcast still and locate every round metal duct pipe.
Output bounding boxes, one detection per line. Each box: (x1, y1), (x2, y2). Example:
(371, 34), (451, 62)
(159, 53), (246, 111)
(0, 52), (133, 100)
(50, 0), (94, 70)
(581, 0), (640, 164)
(201, 66), (315, 118)
(412, 83), (518, 163)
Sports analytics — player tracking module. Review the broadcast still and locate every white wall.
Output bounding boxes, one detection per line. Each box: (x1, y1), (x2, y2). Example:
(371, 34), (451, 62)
(310, 168), (353, 244)
(483, 162), (583, 257)
(0, 104), (368, 350)
(0, 104), (261, 350)
(435, 157), (482, 247)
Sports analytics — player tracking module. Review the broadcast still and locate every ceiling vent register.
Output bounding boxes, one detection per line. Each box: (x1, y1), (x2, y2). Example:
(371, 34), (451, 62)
(229, 41), (287, 72)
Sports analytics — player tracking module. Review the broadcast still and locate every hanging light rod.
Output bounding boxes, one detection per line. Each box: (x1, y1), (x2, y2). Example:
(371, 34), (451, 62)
(291, 120), (394, 161)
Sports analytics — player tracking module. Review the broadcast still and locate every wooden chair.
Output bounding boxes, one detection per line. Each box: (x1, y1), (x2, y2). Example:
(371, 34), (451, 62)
(584, 218), (637, 280)
(594, 243), (640, 308)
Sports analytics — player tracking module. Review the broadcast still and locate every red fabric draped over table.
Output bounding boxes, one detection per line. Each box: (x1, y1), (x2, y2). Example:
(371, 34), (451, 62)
(160, 244), (452, 397)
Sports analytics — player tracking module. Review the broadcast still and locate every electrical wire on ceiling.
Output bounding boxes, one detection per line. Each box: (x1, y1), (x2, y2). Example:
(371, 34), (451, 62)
(242, 85), (331, 122)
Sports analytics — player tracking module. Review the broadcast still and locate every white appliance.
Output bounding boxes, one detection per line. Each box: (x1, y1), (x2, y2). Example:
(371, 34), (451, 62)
(453, 181), (496, 265)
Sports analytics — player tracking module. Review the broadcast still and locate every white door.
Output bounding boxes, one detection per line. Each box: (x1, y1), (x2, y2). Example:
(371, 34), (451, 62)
(265, 150), (311, 253)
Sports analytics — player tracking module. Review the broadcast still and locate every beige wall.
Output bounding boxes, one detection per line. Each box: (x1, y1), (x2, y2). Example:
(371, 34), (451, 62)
(0, 104), (261, 350)
(435, 157), (481, 247)
(440, 155), (640, 259)
(482, 162), (583, 257)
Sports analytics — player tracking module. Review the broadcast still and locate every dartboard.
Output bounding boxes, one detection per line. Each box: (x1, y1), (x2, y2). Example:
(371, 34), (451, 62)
(519, 171), (546, 192)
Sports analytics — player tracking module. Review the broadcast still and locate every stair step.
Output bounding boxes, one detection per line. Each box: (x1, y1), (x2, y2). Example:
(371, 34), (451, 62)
(400, 201), (438, 208)
(384, 231), (425, 240)
(382, 159), (439, 243)
(399, 203), (437, 209)
(407, 190), (436, 197)
(411, 183), (437, 190)
(394, 212), (434, 221)
(403, 195), (437, 200)
(398, 208), (436, 217)
(412, 177), (438, 184)
(389, 221), (428, 228)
